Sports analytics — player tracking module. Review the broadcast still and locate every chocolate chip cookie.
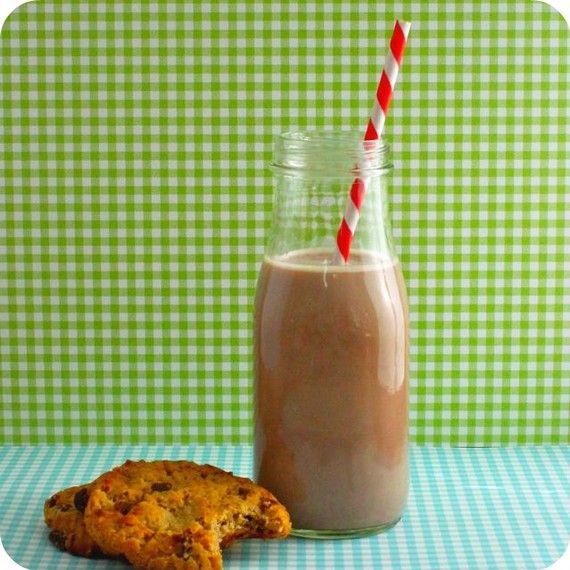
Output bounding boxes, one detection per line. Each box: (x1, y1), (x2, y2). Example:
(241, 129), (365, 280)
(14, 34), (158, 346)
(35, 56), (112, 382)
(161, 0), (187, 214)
(83, 459), (291, 569)
(44, 483), (107, 558)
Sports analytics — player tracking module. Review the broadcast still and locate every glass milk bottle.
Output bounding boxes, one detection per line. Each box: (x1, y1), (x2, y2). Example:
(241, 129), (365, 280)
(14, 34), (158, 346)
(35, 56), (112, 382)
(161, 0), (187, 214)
(254, 130), (409, 538)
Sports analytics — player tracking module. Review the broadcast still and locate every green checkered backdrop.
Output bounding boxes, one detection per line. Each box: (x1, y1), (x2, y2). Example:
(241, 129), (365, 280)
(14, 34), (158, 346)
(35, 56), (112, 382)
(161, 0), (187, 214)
(1, 1), (568, 446)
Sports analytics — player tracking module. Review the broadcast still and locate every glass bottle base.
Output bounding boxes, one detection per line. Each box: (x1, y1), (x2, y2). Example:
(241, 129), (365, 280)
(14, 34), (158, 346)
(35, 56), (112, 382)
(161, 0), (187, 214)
(290, 516), (401, 539)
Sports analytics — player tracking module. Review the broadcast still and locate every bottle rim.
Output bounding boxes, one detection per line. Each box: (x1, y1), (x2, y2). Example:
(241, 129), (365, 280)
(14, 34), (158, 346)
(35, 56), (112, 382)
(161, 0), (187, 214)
(271, 129), (393, 176)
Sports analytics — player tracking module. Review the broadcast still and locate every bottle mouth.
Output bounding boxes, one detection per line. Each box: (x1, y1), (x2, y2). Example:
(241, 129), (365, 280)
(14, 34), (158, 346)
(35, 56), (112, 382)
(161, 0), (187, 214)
(272, 129), (393, 176)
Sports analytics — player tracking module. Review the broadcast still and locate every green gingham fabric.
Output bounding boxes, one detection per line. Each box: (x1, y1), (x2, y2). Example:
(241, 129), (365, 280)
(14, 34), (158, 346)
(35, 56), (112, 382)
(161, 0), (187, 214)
(0, 445), (569, 569)
(0, 1), (568, 446)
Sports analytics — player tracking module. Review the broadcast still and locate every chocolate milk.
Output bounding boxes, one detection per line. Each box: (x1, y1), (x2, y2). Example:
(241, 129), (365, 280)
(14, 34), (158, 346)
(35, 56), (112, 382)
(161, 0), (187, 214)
(254, 248), (409, 531)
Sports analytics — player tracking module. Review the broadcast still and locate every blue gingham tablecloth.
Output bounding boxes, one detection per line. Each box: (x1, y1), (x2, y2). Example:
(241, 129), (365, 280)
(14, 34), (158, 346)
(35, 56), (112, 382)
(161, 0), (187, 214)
(0, 445), (568, 569)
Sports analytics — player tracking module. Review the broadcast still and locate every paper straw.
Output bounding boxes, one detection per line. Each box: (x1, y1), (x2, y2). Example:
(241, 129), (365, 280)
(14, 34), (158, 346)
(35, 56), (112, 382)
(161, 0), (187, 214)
(335, 20), (411, 263)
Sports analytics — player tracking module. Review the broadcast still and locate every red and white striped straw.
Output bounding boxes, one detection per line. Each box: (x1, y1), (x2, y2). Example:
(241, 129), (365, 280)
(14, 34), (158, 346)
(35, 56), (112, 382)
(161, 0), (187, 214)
(335, 19), (411, 263)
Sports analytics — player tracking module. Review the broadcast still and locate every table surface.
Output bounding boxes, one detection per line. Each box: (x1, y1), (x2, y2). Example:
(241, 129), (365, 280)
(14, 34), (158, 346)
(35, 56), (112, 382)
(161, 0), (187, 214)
(0, 445), (568, 569)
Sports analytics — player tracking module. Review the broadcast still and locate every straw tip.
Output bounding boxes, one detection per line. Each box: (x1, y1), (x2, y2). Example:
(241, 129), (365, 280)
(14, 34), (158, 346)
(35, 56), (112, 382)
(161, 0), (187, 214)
(396, 20), (412, 36)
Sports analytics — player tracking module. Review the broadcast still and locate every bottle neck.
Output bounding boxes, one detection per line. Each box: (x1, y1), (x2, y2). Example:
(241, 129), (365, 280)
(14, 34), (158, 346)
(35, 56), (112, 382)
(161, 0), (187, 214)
(267, 130), (396, 261)
(268, 166), (395, 261)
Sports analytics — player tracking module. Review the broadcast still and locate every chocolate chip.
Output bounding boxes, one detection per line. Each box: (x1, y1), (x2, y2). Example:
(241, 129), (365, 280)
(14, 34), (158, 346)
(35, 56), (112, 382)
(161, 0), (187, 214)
(172, 534), (194, 561)
(117, 501), (133, 515)
(73, 488), (89, 513)
(151, 482), (172, 492)
(237, 486), (250, 499)
(47, 495), (57, 508)
(48, 530), (66, 551)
